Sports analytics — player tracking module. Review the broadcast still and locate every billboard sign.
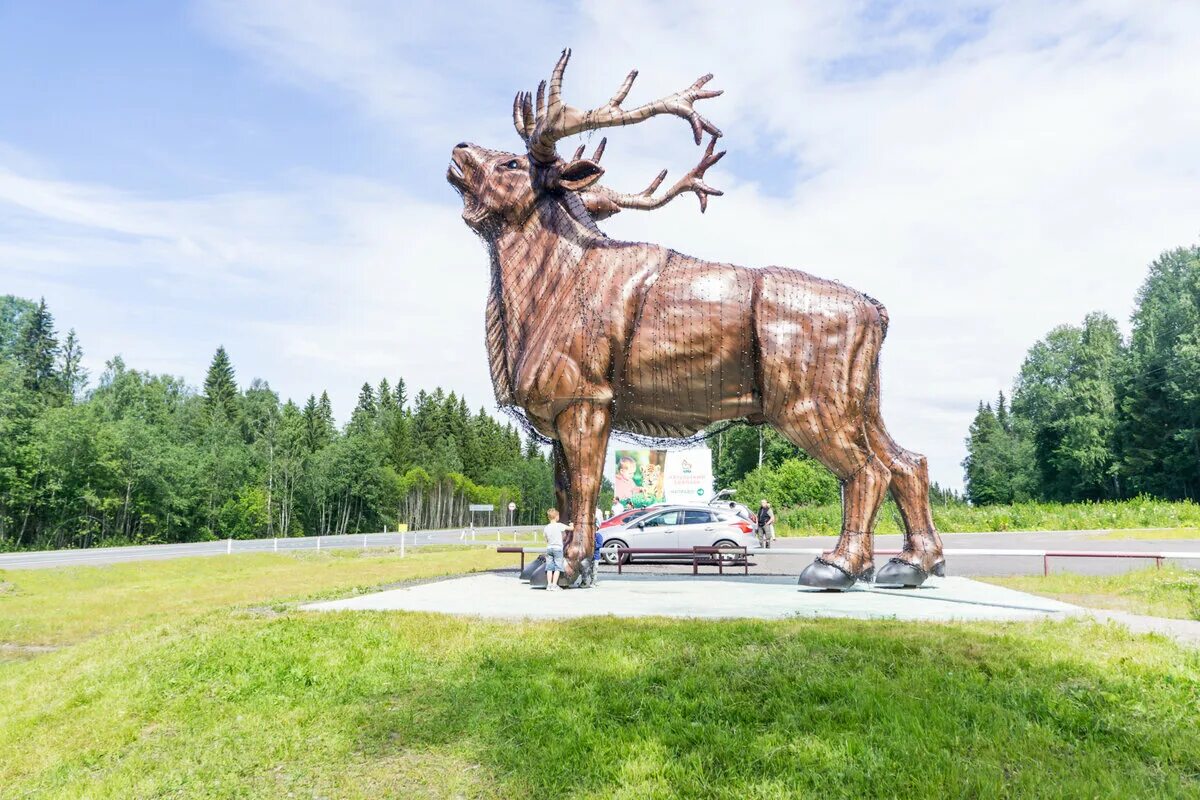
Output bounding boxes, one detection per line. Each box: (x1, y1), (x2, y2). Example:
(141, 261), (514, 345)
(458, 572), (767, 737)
(612, 446), (712, 509)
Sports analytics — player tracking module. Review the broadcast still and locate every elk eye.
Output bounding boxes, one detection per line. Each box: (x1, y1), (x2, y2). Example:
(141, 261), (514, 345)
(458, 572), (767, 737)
(503, 159), (521, 170)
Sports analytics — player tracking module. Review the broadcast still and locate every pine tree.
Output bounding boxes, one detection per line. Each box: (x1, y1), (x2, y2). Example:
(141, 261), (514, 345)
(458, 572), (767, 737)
(377, 378), (395, 412)
(14, 297), (61, 398)
(302, 394), (325, 452)
(350, 382), (377, 431)
(203, 346), (239, 421)
(394, 377), (408, 412)
(60, 328), (87, 400)
(963, 402), (1008, 504)
(318, 391), (335, 436)
(995, 391), (1011, 433)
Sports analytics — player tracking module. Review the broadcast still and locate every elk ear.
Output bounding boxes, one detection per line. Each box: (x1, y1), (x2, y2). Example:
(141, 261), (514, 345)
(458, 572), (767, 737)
(555, 159), (605, 191)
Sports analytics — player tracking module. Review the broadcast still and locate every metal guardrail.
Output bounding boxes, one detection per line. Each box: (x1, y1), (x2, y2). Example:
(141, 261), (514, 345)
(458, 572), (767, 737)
(0, 525), (543, 570)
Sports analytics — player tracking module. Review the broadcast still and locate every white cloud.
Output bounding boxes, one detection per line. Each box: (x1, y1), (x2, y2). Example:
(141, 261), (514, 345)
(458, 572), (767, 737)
(0, 156), (495, 419)
(6, 0), (1200, 491)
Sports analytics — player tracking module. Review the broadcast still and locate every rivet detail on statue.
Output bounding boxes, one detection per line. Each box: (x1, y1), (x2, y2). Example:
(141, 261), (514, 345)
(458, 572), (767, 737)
(446, 49), (944, 589)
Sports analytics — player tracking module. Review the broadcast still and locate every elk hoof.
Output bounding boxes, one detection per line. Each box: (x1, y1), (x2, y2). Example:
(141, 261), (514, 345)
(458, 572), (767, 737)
(519, 555), (544, 581)
(797, 559), (873, 591)
(875, 558), (946, 588)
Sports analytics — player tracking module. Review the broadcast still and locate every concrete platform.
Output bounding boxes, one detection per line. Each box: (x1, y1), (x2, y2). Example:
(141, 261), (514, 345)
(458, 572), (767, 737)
(302, 573), (1083, 623)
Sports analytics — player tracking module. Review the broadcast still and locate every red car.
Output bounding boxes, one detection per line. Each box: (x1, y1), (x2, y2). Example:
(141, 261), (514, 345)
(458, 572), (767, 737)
(599, 506), (655, 530)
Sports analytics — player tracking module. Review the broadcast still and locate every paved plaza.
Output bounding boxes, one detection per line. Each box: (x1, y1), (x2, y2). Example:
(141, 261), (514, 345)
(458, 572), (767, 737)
(303, 572), (1083, 623)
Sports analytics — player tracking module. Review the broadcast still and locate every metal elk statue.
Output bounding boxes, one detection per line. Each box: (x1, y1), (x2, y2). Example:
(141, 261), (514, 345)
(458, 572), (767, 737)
(447, 50), (944, 590)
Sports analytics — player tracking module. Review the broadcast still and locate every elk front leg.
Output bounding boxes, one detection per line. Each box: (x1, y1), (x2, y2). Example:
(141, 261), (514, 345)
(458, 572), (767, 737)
(553, 401), (611, 578)
(552, 441), (571, 520)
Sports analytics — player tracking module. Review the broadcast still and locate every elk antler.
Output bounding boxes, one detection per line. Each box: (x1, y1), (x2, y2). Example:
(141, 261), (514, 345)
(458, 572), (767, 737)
(579, 135), (726, 219)
(512, 48), (723, 164)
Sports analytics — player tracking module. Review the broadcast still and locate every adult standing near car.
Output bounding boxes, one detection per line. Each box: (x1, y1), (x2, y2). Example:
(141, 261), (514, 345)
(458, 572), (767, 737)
(757, 499), (776, 548)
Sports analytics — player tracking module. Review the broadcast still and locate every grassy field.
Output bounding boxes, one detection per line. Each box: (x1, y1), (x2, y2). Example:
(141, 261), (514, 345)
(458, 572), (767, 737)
(986, 566), (1200, 621)
(3, 551), (1200, 798)
(0, 546), (513, 650)
(1088, 528), (1200, 541)
(778, 497), (1200, 536)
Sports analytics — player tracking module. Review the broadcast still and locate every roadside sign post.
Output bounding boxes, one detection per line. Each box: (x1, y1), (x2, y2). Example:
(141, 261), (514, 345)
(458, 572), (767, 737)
(469, 504), (494, 541)
(508, 501), (517, 528)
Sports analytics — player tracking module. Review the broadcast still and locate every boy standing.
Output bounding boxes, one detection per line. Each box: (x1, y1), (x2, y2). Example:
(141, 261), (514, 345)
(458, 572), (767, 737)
(543, 508), (571, 590)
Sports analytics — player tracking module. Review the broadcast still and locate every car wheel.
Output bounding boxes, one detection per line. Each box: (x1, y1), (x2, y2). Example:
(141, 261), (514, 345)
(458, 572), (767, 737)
(713, 539), (742, 563)
(600, 539), (628, 565)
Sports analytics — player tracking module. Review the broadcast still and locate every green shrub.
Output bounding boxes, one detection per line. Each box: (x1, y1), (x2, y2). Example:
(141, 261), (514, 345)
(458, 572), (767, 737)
(732, 458), (840, 509)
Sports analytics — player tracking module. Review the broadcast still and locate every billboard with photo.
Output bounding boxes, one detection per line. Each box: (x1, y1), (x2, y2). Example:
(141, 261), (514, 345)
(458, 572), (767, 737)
(611, 446), (712, 509)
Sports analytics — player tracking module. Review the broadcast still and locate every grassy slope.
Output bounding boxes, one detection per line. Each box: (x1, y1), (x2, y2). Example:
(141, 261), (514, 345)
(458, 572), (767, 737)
(778, 498), (1200, 536)
(1088, 528), (1200, 540)
(2, 552), (1200, 798)
(986, 566), (1200, 621)
(0, 547), (513, 648)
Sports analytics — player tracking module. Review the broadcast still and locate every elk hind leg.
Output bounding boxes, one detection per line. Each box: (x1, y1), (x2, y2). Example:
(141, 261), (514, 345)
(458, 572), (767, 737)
(776, 416), (891, 589)
(863, 377), (945, 586)
(873, 433), (945, 586)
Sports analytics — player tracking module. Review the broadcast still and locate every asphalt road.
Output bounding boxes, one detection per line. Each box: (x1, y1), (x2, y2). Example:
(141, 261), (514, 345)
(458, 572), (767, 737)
(619, 531), (1200, 577)
(2, 528), (1198, 577)
(0, 527), (540, 571)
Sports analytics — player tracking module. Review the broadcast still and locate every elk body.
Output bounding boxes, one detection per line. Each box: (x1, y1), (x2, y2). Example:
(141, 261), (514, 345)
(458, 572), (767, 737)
(448, 50), (944, 589)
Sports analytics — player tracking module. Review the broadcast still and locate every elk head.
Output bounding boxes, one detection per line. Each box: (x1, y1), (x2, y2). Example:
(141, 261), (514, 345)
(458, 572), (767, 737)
(447, 49), (727, 236)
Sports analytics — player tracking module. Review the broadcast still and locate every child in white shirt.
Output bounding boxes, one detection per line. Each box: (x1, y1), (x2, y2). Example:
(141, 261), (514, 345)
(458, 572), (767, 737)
(542, 508), (572, 590)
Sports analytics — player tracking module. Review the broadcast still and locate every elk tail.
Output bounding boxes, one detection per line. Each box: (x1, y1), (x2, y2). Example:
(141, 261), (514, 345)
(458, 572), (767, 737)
(864, 293), (889, 340)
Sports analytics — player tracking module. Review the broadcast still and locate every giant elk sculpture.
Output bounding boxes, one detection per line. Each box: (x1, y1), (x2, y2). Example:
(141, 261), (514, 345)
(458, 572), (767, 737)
(447, 50), (943, 589)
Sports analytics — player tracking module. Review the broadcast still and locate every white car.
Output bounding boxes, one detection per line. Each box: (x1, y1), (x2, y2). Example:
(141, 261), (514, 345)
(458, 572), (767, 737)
(599, 505), (759, 564)
(706, 488), (753, 520)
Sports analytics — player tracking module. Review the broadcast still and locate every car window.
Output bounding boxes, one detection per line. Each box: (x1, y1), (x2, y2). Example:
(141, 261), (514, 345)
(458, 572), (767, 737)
(643, 510), (680, 527)
(682, 510), (713, 525)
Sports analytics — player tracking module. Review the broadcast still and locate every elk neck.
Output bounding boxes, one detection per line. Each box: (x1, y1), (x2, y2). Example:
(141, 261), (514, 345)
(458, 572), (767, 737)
(483, 194), (605, 407)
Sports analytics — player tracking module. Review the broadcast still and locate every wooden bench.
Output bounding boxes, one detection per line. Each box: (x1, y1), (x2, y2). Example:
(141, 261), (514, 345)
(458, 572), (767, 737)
(691, 545), (749, 576)
(498, 545), (751, 576)
(614, 546), (750, 575)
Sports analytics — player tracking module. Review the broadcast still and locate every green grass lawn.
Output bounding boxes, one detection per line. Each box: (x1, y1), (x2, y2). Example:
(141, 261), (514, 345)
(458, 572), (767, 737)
(986, 566), (1200, 621)
(3, 552), (1200, 798)
(0, 546), (513, 649)
(1087, 527), (1200, 541)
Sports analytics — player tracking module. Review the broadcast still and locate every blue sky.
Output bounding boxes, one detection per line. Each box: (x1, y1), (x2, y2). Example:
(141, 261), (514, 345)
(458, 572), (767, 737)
(3, 1), (1199, 489)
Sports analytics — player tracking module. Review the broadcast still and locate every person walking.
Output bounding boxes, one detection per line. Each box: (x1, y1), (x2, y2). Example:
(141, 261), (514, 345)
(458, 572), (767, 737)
(542, 508), (571, 590)
(757, 499), (776, 549)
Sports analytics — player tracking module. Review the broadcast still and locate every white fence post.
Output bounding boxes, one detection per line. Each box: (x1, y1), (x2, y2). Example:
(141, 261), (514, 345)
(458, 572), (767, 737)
(363, 535), (367, 550)
(316, 536), (321, 552)
(273, 537), (278, 552)
(400, 530), (405, 558)
(226, 538), (232, 555)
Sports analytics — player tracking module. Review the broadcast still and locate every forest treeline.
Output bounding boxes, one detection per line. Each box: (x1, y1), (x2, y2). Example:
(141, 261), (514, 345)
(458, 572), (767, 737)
(0, 295), (557, 550)
(964, 244), (1200, 504)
